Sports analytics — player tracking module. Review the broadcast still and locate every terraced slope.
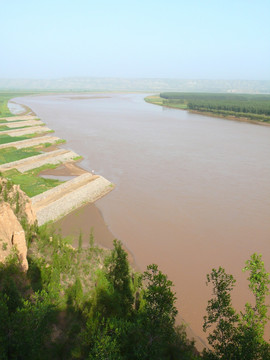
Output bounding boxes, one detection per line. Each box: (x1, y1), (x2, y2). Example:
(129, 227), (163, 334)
(0, 149), (79, 172)
(0, 112), (114, 225)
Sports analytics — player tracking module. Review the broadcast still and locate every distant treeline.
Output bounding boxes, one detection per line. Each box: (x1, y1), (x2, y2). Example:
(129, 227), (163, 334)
(160, 92), (270, 121)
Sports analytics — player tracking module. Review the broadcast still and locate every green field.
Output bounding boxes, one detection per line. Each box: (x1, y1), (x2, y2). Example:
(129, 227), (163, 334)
(0, 124), (32, 132)
(0, 146), (41, 165)
(3, 164), (64, 197)
(145, 93), (270, 123)
(0, 133), (47, 145)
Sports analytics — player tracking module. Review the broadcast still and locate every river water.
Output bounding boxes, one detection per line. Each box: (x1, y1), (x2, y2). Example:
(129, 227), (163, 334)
(15, 93), (270, 346)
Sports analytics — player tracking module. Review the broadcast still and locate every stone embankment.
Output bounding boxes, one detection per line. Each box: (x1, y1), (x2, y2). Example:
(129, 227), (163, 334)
(4, 119), (44, 128)
(0, 135), (60, 150)
(2, 115), (38, 121)
(32, 174), (113, 225)
(0, 149), (79, 172)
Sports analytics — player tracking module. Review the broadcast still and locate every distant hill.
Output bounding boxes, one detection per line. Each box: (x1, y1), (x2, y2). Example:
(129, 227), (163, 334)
(0, 77), (270, 93)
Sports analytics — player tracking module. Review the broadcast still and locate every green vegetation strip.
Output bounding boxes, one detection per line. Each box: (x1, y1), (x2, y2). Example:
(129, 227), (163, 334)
(146, 93), (270, 122)
(3, 164), (64, 197)
(0, 146), (41, 165)
(0, 133), (44, 145)
(0, 125), (31, 132)
(145, 95), (188, 109)
(0, 125), (9, 131)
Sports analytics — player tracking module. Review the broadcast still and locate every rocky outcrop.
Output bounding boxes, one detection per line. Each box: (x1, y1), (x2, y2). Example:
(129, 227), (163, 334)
(0, 177), (37, 271)
(0, 178), (36, 225)
(0, 202), (28, 271)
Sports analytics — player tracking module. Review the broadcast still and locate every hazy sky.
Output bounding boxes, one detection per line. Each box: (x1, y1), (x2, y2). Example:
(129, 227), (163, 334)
(1, 0), (269, 80)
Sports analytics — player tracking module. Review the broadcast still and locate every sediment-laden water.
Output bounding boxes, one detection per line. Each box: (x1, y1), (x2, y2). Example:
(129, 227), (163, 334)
(15, 93), (270, 346)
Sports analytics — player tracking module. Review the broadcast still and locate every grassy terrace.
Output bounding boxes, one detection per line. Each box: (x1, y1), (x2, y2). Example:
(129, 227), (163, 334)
(0, 124), (33, 131)
(2, 165), (64, 197)
(0, 146), (41, 164)
(145, 93), (270, 123)
(0, 132), (54, 145)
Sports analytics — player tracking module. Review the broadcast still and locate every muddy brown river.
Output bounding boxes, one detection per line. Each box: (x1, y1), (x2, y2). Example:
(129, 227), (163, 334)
(15, 93), (270, 347)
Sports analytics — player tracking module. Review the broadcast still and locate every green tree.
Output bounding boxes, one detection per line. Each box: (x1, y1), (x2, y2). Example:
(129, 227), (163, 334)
(104, 239), (134, 317)
(137, 264), (178, 359)
(242, 253), (270, 335)
(203, 254), (270, 360)
(202, 267), (238, 360)
(9, 291), (56, 359)
(236, 253), (270, 359)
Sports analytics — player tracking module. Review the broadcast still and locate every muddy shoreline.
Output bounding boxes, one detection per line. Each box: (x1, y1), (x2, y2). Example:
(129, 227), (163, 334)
(37, 143), (139, 271)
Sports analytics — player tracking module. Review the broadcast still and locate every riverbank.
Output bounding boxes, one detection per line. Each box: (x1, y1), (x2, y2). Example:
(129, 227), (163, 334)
(145, 94), (270, 126)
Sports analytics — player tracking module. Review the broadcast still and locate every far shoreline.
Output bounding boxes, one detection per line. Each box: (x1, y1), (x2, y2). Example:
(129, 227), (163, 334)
(145, 95), (270, 127)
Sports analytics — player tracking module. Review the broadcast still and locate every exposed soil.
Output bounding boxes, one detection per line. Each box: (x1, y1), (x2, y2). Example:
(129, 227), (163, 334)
(39, 161), (87, 176)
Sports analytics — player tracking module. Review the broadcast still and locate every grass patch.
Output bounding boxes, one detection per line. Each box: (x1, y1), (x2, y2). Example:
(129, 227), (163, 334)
(0, 134), (32, 145)
(0, 125), (32, 132)
(3, 164), (64, 197)
(73, 156), (83, 161)
(0, 131), (54, 146)
(56, 139), (66, 144)
(0, 146), (41, 165)
(0, 125), (9, 131)
(44, 142), (53, 148)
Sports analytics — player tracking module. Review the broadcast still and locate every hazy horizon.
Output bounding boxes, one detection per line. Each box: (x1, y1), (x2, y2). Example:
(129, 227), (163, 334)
(1, 0), (270, 81)
(1, 78), (270, 93)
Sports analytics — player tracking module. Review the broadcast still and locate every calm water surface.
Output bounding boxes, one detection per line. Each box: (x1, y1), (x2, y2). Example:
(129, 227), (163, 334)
(15, 93), (270, 344)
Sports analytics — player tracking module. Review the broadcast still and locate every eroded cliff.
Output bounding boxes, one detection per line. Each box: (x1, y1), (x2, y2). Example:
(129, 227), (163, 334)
(0, 177), (37, 270)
